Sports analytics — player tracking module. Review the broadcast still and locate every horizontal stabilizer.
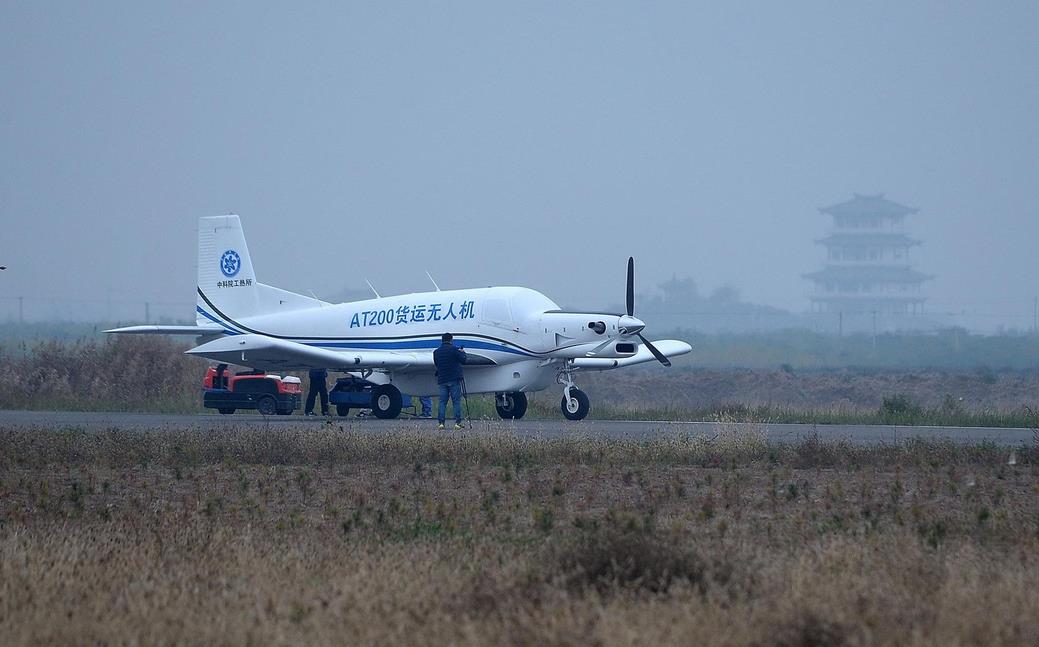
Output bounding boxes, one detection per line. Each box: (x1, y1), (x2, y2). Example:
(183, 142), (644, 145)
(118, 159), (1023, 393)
(186, 333), (435, 371)
(104, 325), (226, 336)
(571, 339), (691, 371)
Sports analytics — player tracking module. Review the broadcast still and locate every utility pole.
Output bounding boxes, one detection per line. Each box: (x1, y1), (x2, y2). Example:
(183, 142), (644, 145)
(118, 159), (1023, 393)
(145, 301), (150, 324)
(871, 310), (877, 353)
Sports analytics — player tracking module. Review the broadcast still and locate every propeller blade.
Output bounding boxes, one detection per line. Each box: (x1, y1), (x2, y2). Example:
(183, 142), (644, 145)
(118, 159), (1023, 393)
(626, 256), (634, 316)
(638, 333), (672, 367)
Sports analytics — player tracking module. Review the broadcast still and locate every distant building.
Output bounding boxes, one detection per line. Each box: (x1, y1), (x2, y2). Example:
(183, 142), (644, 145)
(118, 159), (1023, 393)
(627, 276), (799, 334)
(805, 194), (932, 315)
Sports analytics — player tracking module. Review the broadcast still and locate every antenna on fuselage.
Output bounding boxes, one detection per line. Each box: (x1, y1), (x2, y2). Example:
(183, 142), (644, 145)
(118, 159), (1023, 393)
(365, 279), (382, 299)
(425, 271), (441, 292)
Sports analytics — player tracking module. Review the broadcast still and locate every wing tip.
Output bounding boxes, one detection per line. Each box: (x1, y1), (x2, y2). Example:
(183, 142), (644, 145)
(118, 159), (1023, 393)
(105, 325), (226, 335)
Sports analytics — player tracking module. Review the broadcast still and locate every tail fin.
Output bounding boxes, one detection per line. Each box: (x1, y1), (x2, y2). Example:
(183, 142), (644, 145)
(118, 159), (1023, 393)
(196, 215), (325, 329)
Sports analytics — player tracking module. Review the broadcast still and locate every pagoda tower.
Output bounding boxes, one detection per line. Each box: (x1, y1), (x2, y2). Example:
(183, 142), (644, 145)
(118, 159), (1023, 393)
(805, 194), (931, 315)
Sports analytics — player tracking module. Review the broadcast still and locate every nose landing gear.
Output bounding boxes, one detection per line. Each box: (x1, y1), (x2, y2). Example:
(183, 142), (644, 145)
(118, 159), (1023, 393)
(558, 362), (590, 421)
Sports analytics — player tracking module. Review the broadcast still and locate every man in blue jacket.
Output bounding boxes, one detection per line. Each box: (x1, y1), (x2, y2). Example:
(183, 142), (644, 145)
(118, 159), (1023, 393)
(433, 332), (467, 429)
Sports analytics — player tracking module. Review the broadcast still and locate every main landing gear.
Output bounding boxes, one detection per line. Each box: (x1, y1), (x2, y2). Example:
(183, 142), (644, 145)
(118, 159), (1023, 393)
(371, 384), (403, 419)
(558, 362), (590, 421)
(495, 391), (528, 419)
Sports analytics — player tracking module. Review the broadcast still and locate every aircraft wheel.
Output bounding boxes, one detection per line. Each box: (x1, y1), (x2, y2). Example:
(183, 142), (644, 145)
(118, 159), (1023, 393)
(495, 392), (528, 419)
(371, 384), (403, 419)
(336, 404), (351, 417)
(256, 396), (278, 416)
(560, 388), (589, 421)
(218, 408), (235, 415)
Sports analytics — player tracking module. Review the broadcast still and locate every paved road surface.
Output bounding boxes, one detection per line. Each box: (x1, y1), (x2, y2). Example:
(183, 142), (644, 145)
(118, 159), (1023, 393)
(0, 410), (1034, 446)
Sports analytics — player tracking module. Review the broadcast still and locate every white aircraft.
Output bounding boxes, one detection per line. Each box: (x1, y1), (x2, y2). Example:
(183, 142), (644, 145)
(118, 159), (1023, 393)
(107, 215), (691, 420)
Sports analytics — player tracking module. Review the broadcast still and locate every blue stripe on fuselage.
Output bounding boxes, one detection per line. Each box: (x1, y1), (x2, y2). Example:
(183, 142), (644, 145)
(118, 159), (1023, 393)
(305, 338), (534, 356)
(195, 305), (534, 356)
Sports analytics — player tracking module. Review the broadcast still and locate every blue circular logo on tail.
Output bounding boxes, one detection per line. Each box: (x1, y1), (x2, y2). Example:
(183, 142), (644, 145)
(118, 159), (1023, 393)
(220, 250), (241, 277)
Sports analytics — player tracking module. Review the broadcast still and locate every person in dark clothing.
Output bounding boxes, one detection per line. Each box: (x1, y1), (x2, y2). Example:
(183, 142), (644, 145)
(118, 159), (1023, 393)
(213, 363), (228, 390)
(433, 333), (467, 428)
(305, 368), (329, 416)
(418, 396), (433, 418)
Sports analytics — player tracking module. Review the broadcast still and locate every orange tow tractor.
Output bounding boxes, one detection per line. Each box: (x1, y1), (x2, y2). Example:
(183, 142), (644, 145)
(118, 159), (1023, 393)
(202, 364), (302, 415)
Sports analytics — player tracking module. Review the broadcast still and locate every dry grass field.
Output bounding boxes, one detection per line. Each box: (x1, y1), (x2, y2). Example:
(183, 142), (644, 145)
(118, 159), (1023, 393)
(2, 424), (1038, 646)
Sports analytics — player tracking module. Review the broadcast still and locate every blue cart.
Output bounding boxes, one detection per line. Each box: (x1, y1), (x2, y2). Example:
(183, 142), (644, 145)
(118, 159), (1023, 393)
(328, 375), (411, 419)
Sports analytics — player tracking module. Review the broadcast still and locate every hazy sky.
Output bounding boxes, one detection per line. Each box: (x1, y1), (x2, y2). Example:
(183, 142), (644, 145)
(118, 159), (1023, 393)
(2, 2), (1037, 327)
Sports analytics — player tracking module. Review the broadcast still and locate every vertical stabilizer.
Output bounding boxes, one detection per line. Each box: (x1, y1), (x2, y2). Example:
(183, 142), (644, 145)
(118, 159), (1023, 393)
(197, 215), (259, 325)
(196, 215), (324, 329)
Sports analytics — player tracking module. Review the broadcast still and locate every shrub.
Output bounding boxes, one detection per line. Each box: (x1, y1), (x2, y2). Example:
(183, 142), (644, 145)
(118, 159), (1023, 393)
(551, 521), (709, 594)
(0, 335), (203, 412)
(771, 612), (853, 647)
(880, 394), (922, 423)
(975, 365), (998, 385)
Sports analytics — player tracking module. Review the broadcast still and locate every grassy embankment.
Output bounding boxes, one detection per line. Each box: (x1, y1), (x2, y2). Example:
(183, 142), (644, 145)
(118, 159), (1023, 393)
(520, 395), (1039, 428)
(4, 333), (1039, 427)
(1, 425), (1037, 645)
(6, 322), (1039, 369)
(675, 327), (1039, 370)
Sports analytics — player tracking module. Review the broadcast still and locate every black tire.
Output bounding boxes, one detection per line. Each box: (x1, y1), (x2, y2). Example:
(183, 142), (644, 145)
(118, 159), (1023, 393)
(218, 407), (235, 415)
(336, 404), (351, 417)
(370, 384), (403, 419)
(560, 388), (590, 421)
(256, 396), (278, 416)
(495, 392), (528, 420)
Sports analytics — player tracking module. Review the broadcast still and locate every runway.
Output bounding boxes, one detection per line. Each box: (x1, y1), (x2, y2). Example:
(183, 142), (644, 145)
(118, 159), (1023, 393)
(0, 410), (1034, 446)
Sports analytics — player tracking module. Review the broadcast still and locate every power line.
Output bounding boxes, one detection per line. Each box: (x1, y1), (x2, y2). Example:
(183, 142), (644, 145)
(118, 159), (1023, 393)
(0, 295), (192, 307)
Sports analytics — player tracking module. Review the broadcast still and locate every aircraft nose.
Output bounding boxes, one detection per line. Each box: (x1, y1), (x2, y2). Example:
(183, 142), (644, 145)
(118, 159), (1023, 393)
(618, 315), (645, 335)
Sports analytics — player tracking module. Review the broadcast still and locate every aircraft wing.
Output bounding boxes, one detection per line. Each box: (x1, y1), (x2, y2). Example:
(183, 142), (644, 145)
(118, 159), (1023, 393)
(571, 339), (692, 371)
(104, 325), (227, 335)
(184, 333), (434, 371)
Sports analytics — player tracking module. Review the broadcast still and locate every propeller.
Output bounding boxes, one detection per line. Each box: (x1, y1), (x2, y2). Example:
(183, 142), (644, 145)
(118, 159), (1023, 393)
(638, 332), (671, 367)
(626, 256), (634, 316)
(624, 256), (671, 367)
